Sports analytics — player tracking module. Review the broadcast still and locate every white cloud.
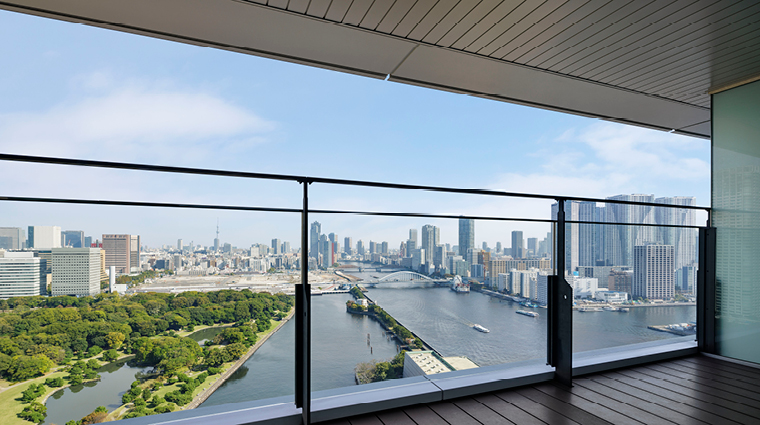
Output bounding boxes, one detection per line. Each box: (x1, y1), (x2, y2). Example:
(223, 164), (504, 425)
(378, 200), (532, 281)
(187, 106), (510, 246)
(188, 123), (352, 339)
(0, 82), (275, 162)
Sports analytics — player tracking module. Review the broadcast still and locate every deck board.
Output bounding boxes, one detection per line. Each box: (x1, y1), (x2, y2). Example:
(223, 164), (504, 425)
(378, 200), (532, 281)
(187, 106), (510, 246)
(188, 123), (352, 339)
(314, 355), (760, 425)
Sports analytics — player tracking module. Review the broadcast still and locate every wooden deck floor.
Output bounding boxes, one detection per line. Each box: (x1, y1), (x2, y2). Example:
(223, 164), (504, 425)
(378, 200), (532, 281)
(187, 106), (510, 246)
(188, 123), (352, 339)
(318, 355), (760, 425)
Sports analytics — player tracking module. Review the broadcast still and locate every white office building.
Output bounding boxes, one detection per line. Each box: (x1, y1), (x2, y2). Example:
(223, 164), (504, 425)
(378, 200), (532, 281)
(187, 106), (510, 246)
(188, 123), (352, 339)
(570, 276), (603, 299)
(28, 225), (61, 249)
(51, 248), (101, 296)
(0, 251), (46, 299)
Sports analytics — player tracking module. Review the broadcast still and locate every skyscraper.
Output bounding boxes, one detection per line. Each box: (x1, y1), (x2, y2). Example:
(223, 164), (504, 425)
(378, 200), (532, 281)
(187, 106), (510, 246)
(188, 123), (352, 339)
(633, 244), (674, 300)
(0, 227), (24, 250)
(177, 239), (183, 251)
(654, 196), (697, 270)
(527, 238), (538, 256)
(103, 234), (139, 274)
(62, 230), (84, 248)
(271, 238), (282, 255)
(344, 237), (352, 254)
(281, 241), (291, 254)
(511, 231), (524, 258)
(357, 240), (365, 255)
(495, 242), (502, 254)
(458, 218), (474, 257)
(27, 226), (61, 249)
(421, 225), (439, 266)
(310, 221), (321, 261)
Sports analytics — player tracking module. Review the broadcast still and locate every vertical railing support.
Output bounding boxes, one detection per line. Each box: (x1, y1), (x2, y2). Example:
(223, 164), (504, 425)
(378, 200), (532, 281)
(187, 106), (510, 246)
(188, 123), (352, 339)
(549, 199), (572, 387)
(296, 180), (311, 424)
(697, 227), (716, 354)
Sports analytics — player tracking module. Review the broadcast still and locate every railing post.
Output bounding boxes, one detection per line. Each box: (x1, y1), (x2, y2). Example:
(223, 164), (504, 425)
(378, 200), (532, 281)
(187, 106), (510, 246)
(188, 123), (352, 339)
(697, 226), (716, 353)
(549, 199), (572, 387)
(296, 180), (311, 424)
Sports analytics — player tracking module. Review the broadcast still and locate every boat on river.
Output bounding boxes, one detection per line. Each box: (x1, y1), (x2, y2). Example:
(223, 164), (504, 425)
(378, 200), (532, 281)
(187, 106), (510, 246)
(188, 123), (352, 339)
(450, 276), (470, 293)
(473, 324), (490, 333)
(516, 310), (539, 317)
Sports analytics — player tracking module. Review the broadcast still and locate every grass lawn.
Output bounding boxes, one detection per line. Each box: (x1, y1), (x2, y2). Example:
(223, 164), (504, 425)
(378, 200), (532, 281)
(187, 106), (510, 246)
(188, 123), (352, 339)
(175, 323), (233, 338)
(0, 370), (68, 425)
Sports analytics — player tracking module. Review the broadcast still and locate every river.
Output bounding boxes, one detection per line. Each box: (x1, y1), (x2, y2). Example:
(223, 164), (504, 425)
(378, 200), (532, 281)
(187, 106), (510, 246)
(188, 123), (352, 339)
(202, 275), (695, 407)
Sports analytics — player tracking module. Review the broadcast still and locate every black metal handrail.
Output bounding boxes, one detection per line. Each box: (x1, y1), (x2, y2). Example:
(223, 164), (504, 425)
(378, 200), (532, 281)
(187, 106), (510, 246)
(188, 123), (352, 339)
(0, 153), (710, 211)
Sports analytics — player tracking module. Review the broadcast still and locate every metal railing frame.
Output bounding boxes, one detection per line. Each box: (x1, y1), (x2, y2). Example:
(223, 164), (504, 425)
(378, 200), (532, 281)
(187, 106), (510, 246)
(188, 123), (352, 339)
(0, 153), (713, 424)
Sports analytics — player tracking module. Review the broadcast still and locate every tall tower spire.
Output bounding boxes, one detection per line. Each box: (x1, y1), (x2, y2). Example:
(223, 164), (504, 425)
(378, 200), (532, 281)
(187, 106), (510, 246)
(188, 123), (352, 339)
(214, 218), (220, 252)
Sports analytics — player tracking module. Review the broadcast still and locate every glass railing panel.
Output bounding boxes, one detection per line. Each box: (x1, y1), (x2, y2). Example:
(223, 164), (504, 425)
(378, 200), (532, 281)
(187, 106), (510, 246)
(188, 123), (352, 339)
(568, 221), (698, 355)
(308, 211), (553, 393)
(0, 201), (297, 424)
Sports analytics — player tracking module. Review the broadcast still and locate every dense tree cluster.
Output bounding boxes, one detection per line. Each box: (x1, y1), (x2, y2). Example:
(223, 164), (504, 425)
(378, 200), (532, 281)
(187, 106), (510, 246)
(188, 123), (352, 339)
(349, 287), (365, 299)
(0, 290), (293, 382)
(368, 305), (423, 349)
(345, 300), (367, 313)
(355, 351), (405, 384)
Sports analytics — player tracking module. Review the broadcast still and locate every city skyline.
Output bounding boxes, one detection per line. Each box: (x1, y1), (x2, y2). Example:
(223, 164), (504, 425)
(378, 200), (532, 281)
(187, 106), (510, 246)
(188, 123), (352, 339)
(0, 10), (710, 250)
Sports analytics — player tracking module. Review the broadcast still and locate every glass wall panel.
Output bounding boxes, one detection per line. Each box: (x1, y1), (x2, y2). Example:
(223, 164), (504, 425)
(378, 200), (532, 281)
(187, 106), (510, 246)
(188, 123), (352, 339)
(712, 79), (760, 364)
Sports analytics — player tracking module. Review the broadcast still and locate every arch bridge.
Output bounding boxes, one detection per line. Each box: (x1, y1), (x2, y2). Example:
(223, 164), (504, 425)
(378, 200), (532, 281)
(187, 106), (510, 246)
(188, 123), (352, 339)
(378, 271), (435, 282)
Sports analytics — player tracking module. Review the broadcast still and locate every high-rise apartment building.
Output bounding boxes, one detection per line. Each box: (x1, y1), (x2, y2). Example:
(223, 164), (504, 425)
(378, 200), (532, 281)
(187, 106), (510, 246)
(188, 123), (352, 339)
(633, 244), (675, 300)
(511, 231), (524, 258)
(495, 242), (502, 254)
(356, 240), (365, 255)
(0, 251), (46, 299)
(103, 234), (139, 274)
(27, 226), (61, 249)
(281, 241), (291, 254)
(458, 218), (474, 257)
(310, 221), (321, 261)
(655, 196), (697, 270)
(380, 241), (388, 255)
(62, 230), (84, 248)
(421, 225), (439, 266)
(51, 248), (101, 297)
(177, 239), (183, 251)
(271, 238), (281, 255)
(527, 238), (538, 256)
(344, 237), (352, 254)
(0, 227), (24, 250)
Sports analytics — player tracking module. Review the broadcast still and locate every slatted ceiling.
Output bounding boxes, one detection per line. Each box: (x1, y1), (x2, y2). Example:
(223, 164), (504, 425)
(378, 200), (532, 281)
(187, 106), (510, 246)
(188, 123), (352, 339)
(620, 18), (760, 90)
(359, 0), (394, 31)
(463, 1), (542, 54)
(420, 1), (480, 44)
(375, 1), (415, 34)
(498, 0), (609, 61)
(449, 1), (522, 51)
(323, 0), (352, 22)
(574, 5), (722, 80)
(562, 1), (704, 77)
(286, 0), (310, 14)
(605, 2), (758, 86)
(391, 0), (437, 38)
(649, 51), (760, 93)
(306, 0), (332, 18)
(267, 0), (288, 9)
(436, 0), (502, 47)
(523, 1), (648, 69)
(475, 0), (570, 57)
(343, 0), (373, 26)
(482, 0), (580, 59)
(406, 0), (458, 41)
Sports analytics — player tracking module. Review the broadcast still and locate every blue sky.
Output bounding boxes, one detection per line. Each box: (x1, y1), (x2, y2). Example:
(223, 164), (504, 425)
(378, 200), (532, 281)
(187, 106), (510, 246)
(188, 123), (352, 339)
(0, 10), (711, 250)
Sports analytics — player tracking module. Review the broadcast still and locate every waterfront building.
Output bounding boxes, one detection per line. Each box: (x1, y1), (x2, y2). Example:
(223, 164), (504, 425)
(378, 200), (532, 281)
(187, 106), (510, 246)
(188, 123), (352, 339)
(511, 231), (524, 258)
(537, 273), (550, 305)
(368, 241), (376, 254)
(27, 225), (61, 249)
(633, 244), (675, 300)
(62, 230), (84, 248)
(465, 248), (480, 270)
(458, 218), (474, 257)
(470, 263), (484, 279)
(595, 291), (628, 304)
(609, 269), (633, 294)
(497, 273), (508, 292)
(51, 248), (101, 296)
(570, 276), (602, 299)
(0, 251), (46, 298)
(402, 351), (477, 378)
(0, 227), (24, 250)
(103, 234), (140, 274)
(676, 265), (697, 294)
